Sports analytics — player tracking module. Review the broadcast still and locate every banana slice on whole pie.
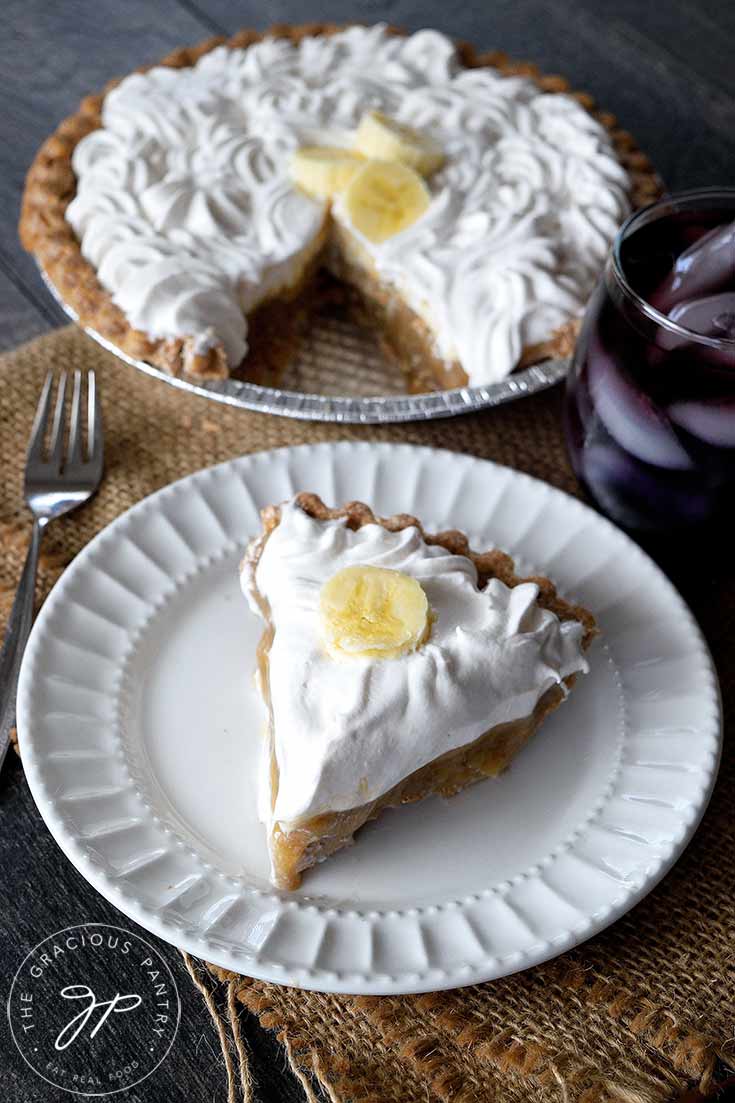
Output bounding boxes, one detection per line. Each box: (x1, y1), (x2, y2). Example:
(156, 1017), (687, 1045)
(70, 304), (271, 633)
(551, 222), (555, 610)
(241, 493), (596, 890)
(290, 146), (366, 199)
(354, 110), (445, 176)
(342, 160), (431, 243)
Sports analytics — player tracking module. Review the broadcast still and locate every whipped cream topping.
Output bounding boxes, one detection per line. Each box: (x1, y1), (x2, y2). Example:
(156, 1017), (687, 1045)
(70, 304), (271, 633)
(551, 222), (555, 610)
(242, 501), (589, 826)
(67, 25), (630, 383)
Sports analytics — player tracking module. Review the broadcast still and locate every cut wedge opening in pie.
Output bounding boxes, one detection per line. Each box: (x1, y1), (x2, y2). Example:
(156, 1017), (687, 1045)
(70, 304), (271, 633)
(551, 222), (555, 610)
(241, 492), (597, 890)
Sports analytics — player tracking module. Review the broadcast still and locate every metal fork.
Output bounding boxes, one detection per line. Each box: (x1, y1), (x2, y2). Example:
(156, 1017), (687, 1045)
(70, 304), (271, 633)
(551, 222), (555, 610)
(0, 370), (104, 769)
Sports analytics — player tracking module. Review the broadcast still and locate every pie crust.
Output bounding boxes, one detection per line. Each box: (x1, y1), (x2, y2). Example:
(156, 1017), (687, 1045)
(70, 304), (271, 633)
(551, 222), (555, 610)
(246, 492), (597, 889)
(20, 23), (662, 389)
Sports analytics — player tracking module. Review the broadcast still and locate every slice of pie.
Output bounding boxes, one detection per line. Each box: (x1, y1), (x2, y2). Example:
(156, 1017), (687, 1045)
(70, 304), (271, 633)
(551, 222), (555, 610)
(242, 492), (597, 890)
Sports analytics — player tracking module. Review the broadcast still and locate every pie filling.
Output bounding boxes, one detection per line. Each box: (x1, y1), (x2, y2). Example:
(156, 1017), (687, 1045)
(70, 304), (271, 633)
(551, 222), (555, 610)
(267, 683), (568, 891)
(242, 493), (596, 890)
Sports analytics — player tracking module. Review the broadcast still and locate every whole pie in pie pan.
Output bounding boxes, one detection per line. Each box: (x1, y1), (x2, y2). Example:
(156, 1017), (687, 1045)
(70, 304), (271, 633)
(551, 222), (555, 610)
(242, 492), (597, 889)
(20, 23), (660, 417)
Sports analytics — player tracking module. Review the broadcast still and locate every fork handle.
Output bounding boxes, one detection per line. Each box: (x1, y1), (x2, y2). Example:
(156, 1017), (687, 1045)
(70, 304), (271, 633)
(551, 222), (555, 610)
(0, 519), (45, 771)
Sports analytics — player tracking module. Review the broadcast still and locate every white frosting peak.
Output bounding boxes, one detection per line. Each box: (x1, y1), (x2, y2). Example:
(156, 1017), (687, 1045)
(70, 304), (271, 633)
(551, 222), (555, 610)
(67, 26), (629, 382)
(243, 501), (589, 826)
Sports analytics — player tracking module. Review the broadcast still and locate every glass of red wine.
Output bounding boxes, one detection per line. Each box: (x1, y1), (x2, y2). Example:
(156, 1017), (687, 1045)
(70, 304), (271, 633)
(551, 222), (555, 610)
(564, 187), (735, 534)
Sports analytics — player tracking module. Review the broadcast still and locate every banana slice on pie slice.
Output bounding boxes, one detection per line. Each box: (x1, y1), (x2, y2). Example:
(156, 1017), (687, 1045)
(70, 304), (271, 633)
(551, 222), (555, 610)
(320, 565), (430, 660)
(291, 146), (366, 199)
(354, 110), (445, 176)
(343, 160), (431, 243)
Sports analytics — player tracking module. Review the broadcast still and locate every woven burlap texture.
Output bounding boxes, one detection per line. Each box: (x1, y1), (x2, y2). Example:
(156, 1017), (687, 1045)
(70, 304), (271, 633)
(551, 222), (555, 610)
(2, 327), (732, 1103)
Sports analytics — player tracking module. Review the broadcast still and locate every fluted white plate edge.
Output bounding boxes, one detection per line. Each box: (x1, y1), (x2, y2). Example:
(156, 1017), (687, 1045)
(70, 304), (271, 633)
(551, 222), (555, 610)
(17, 443), (721, 994)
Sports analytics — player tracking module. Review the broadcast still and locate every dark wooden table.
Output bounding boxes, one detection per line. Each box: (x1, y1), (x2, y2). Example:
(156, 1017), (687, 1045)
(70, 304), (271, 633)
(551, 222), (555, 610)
(1, 3), (733, 1101)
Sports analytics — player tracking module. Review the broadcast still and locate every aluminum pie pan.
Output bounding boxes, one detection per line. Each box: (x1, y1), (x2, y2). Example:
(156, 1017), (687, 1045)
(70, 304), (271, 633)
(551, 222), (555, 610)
(40, 266), (570, 424)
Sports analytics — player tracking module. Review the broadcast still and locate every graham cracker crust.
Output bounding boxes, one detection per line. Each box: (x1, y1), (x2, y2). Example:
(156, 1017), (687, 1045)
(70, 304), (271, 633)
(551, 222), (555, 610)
(247, 492), (597, 889)
(19, 23), (662, 390)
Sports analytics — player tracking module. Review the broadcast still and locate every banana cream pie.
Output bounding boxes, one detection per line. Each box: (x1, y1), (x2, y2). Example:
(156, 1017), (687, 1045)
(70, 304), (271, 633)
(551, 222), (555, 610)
(242, 493), (596, 890)
(21, 23), (659, 392)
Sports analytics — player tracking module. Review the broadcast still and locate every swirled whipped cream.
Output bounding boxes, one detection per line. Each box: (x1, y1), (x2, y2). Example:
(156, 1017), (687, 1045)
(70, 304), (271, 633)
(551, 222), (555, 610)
(242, 500), (589, 825)
(66, 25), (630, 383)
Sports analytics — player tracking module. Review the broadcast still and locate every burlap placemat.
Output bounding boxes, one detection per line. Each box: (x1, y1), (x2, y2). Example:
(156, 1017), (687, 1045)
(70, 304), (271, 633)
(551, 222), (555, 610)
(2, 326), (733, 1103)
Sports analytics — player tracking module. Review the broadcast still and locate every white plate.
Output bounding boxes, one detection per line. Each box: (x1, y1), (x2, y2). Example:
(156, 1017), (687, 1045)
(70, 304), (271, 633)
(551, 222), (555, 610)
(17, 443), (721, 995)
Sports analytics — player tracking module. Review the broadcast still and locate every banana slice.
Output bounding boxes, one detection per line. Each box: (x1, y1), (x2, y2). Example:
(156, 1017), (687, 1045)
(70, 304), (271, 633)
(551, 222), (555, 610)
(354, 110), (445, 176)
(343, 160), (431, 244)
(291, 146), (366, 199)
(320, 565), (430, 661)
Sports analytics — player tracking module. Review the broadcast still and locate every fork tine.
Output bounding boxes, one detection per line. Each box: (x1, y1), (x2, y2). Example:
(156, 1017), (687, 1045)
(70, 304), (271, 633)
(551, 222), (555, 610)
(87, 369), (104, 472)
(26, 371), (54, 463)
(48, 371), (68, 471)
(67, 370), (84, 465)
